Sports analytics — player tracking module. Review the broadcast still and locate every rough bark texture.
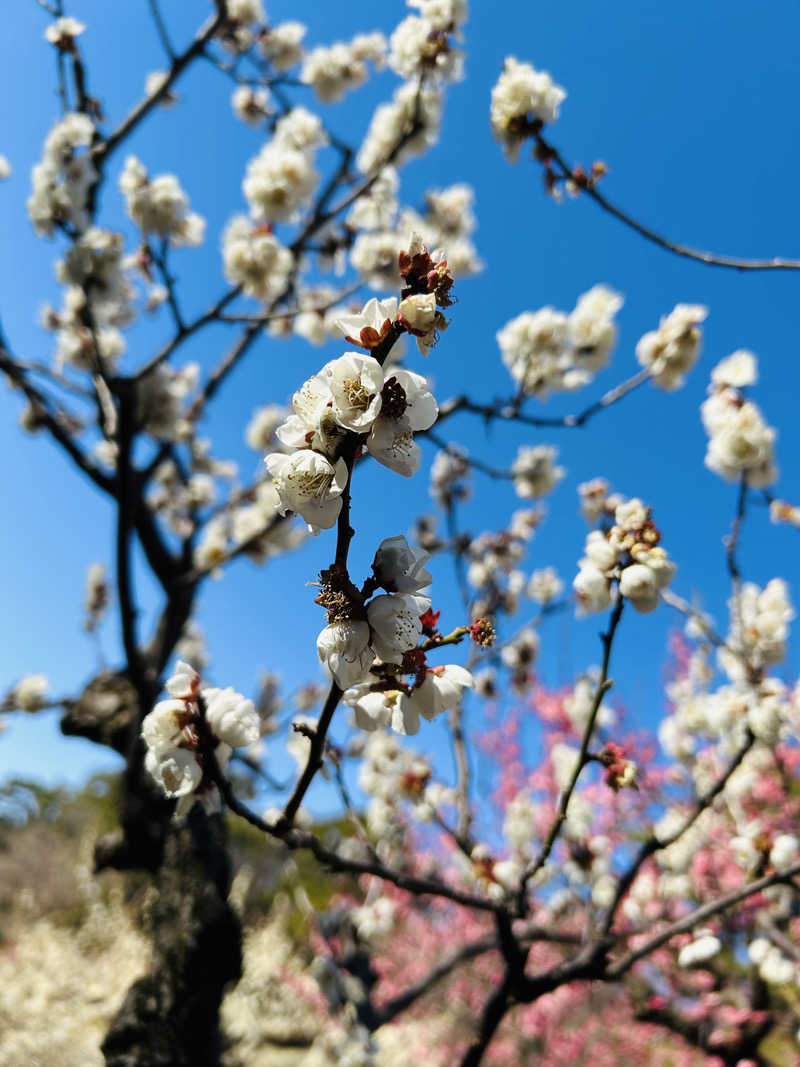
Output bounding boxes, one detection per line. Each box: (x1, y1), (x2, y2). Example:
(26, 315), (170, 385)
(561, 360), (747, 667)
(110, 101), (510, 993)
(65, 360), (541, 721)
(59, 677), (243, 1067)
(101, 810), (242, 1067)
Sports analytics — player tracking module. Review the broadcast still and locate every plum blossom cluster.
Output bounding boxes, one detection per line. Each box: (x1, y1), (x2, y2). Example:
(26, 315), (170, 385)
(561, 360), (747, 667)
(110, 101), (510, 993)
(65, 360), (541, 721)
(465, 507), (547, 621)
(222, 215), (293, 303)
(312, 534), (474, 735)
(498, 285), (623, 398)
(141, 661), (260, 815)
(265, 351), (436, 531)
(719, 578), (794, 684)
(701, 350), (777, 487)
(38, 226), (135, 373)
(119, 157), (205, 246)
(490, 57), (566, 160)
(349, 173), (481, 290)
(357, 731), (444, 855)
(388, 0), (468, 83)
(242, 107), (327, 223)
(635, 303), (707, 390)
(27, 112), (95, 236)
(300, 32), (387, 102)
(574, 496), (676, 613)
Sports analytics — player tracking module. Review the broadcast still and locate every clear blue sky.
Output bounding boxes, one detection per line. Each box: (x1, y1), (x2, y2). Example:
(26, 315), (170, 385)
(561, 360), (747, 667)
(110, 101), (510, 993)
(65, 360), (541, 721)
(2, 1), (799, 810)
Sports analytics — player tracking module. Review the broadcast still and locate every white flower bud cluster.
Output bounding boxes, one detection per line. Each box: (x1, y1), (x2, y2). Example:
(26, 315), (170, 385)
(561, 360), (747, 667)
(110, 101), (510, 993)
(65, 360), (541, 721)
(635, 303), (707, 390)
(748, 936), (798, 986)
(389, 0), (468, 83)
(8, 674), (49, 713)
(677, 929), (722, 968)
(44, 16), (86, 48)
(573, 497), (676, 614)
(222, 215), (293, 303)
(701, 352), (777, 487)
(300, 33), (386, 102)
(119, 157), (205, 247)
(141, 660), (260, 816)
(498, 286), (623, 398)
(490, 57), (566, 161)
(242, 108), (327, 223)
(27, 112), (95, 236)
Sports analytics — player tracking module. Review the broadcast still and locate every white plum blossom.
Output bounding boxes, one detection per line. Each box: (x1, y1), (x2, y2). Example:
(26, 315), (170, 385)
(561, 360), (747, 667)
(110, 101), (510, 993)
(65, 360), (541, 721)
(636, 303), (707, 390)
(712, 349), (757, 388)
(11, 674), (49, 712)
(415, 664), (473, 717)
(498, 286), (622, 398)
(491, 57), (566, 159)
(145, 746), (202, 801)
(389, 4), (465, 83)
(357, 81), (442, 174)
(335, 297), (397, 350)
(372, 535), (432, 593)
(397, 292), (438, 354)
(259, 21), (306, 71)
(266, 451), (348, 533)
(45, 16), (86, 47)
(677, 930), (722, 968)
(28, 112), (96, 236)
(245, 404), (285, 451)
(367, 369), (438, 476)
(527, 567), (563, 604)
(317, 620), (375, 689)
(511, 445), (564, 500)
(231, 86), (271, 127)
(718, 578), (793, 681)
(222, 216), (293, 303)
(366, 593), (430, 664)
(300, 35), (386, 102)
(142, 698), (187, 756)
(701, 354), (777, 487)
(203, 687), (260, 749)
(324, 353), (385, 432)
(243, 140), (318, 223)
(142, 663), (258, 815)
(165, 660), (200, 700)
(119, 157), (205, 246)
(0, 156), (11, 180)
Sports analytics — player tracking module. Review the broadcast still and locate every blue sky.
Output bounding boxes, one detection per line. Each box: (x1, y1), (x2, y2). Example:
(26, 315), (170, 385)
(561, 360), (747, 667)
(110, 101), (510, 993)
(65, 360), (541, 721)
(2, 0), (799, 811)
